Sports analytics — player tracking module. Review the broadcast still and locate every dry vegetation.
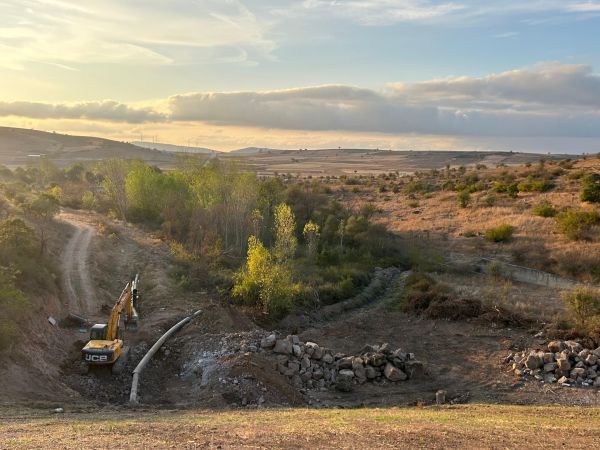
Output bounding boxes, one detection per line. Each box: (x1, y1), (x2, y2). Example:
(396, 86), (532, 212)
(2, 405), (600, 449)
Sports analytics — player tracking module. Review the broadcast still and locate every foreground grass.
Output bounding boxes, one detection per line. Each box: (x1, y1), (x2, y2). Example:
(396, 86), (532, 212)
(2, 404), (600, 449)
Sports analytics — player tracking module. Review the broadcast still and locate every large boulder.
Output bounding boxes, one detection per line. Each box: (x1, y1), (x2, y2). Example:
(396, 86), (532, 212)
(336, 370), (355, 392)
(338, 357), (353, 370)
(322, 352), (334, 364)
(365, 365), (377, 379)
(369, 353), (387, 367)
(260, 334), (277, 349)
(525, 353), (542, 370)
(404, 360), (425, 379)
(383, 363), (407, 381)
(273, 339), (293, 355)
(548, 340), (565, 353)
(305, 342), (323, 360)
(565, 341), (583, 354)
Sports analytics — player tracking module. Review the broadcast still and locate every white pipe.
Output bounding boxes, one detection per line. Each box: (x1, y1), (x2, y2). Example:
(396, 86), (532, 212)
(129, 310), (201, 405)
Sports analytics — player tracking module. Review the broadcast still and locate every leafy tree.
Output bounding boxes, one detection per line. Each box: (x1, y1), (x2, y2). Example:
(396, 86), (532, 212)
(96, 159), (130, 220)
(232, 236), (296, 316)
(303, 221), (320, 257)
(0, 268), (29, 351)
(274, 203), (297, 262)
(26, 193), (59, 254)
(0, 218), (38, 264)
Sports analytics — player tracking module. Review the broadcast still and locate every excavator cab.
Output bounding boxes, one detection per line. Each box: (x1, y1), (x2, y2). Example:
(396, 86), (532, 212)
(89, 324), (108, 340)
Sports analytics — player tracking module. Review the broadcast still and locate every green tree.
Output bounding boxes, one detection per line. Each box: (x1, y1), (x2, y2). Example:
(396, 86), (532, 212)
(26, 193), (59, 254)
(303, 221), (320, 257)
(0, 218), (38, 262)
(96, 159), (130, 220)
(0, 268), (29, 351)
(232, 236), (296, 316)
(274, 203), (297, 262)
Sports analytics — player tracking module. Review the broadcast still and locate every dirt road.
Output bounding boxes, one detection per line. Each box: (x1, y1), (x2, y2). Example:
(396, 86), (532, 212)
(59, 213), (96, 316)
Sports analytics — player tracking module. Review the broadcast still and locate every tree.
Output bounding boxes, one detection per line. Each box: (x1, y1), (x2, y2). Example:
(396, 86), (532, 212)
(0, 218), (38, 263)
(303, 221), (320, 257)
(0, 267), (29, 351)
(26, 193), (59, 254)
(96, 159), (130, 220)
(232, 236), (296, 316)
(274, 203), (297, 262)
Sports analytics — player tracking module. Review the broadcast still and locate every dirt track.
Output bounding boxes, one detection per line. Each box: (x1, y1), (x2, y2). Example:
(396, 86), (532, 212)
(59, 213), (96, 316)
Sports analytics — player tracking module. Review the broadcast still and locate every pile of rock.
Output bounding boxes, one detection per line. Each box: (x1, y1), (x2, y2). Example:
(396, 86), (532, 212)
(507, 340), (600, 387)
(259, 334), (424, 391)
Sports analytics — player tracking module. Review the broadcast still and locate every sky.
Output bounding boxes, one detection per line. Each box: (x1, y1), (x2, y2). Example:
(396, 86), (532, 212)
(1, 1), (600, 153)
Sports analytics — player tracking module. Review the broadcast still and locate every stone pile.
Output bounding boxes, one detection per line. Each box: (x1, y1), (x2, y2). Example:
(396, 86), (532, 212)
(259, 334), (424, 391)
(507, 340), (600, 387)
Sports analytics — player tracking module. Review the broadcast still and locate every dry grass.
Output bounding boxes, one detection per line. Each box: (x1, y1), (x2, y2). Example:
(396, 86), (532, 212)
(2, 405), (600, 449)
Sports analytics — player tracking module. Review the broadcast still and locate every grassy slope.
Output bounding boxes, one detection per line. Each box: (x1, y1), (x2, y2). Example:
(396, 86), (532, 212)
(2, 405), (600, 448)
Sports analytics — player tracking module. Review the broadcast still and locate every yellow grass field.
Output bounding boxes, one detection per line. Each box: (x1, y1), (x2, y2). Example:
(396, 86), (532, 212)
(2, 405), (600, 449)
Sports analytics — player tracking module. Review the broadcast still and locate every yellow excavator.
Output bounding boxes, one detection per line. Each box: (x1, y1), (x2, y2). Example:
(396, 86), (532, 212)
(81, 274), (140, 373)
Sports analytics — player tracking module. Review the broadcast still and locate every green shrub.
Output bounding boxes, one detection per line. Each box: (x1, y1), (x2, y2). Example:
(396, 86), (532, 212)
(580, 175), (600, 203)
(561, 287), (600, 330)
(493, 181), (519, 198)
(485, 224), (515, 242)
(517, 176), (553, 192)
(407, 200), (419, 208)
(556, 210), (600, 240)
(532, 200), (557, 218)
(457, 190), (470, 208)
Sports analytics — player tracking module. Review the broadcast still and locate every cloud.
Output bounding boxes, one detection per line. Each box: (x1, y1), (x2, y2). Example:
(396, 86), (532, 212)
(390, 62), (600, 110)
(299, 0), (466, 26)
(2, 63), (600, 139)
(0, 100), (165, 123)
(0, 0), (274, 70)
(567, 2), (600, 12)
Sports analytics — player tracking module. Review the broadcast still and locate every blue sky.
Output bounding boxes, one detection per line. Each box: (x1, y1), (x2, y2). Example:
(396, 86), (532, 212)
(1, 1), (600, 152)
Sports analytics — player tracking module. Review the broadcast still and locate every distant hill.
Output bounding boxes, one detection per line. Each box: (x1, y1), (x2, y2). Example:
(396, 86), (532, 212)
(132, 141), (218, 155)
(0, 127), (178, 167)
(229, 147), (286, 155)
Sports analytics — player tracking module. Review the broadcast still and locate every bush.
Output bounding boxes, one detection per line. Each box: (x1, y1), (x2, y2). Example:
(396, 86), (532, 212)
(562, 287), (600, 330)
(580, 175), (600, 203)
(532, 200), (557, 218)
(485, 224), (515, 242)
(492, 181), (519, 198)
(517, 176), (553, 192)
(457, 190), (470, 208)
(556, 210), (600, 240)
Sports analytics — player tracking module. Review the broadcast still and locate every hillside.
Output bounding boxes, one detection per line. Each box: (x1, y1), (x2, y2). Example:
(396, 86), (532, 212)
(222, 149), (574, 176)
(0, 127), (178, 167)
(132, 141), (218, 155)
